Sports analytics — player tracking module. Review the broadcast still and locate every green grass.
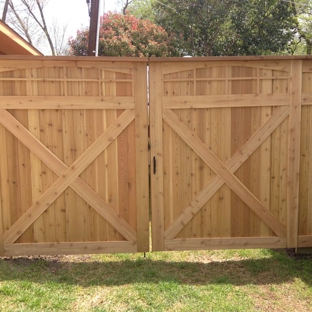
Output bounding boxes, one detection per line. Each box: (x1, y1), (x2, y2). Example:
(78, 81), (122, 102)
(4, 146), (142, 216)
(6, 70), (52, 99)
(0, 249), (311, 311)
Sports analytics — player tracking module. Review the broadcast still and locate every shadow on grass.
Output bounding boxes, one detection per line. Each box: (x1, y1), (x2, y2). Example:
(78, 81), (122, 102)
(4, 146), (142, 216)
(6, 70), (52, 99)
(0, 249), (311, 288)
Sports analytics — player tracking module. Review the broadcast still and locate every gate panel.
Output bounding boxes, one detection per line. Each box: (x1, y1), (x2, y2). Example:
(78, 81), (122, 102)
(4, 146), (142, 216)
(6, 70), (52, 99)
(150, 59), (300, 251)
(0, 57), (149, 256)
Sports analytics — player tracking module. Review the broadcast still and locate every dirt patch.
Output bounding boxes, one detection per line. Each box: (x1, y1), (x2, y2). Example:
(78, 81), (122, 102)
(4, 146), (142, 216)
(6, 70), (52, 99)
(284, 249), (312, 260)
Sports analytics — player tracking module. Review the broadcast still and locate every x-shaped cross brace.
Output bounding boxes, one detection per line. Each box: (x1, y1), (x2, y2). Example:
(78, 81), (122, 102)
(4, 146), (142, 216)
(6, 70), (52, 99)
(0, 109), (137, 244)
(163, 106), (289, 239)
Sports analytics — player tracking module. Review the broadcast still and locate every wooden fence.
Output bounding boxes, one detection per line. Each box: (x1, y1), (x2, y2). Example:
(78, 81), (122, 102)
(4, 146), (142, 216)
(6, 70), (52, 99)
(0, 56), (312, 256)
(150, 57), (312, 251)
(0, 56), (149, 256)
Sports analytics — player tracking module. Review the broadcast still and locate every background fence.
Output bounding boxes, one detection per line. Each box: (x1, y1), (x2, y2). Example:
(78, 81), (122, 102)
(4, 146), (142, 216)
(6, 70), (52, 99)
(0, 56), (311, 256)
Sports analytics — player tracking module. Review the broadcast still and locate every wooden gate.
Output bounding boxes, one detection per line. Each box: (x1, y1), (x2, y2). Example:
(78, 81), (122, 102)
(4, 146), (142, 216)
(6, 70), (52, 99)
(1, 56), (312, 256)
(0, 57), (149, 256)
(150, 58), (306, 251)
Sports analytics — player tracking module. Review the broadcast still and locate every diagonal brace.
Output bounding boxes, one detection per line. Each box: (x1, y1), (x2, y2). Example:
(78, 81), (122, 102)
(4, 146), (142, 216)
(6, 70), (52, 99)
(163, 109), (287, 238)
(0, 109), (136, 244)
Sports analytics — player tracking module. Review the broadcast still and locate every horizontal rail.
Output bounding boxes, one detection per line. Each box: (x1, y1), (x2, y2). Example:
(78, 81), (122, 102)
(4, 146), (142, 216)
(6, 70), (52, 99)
(0, 96), (135, 109)
(4, 241), (137, 256)
(165, 237), (287, 251)
(163, 94), (290, 109)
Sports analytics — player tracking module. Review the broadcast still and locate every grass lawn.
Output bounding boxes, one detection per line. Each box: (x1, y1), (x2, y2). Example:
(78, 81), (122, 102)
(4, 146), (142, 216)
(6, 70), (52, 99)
(0, 248), (311, 311)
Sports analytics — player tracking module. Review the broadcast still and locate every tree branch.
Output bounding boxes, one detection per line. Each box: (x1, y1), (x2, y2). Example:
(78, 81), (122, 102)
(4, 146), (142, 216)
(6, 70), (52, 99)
(35, 0), (55, 55)
(2, 0), (10, 21)
(123, 0), (132, 15)
(8, 0), (33, 44)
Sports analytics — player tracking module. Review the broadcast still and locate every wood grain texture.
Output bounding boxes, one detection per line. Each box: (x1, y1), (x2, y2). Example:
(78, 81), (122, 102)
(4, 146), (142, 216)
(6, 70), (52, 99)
(165, 237), (287, 251)
(134, 63), (149, 252)
(298, 235), (312, 248)
(0, 59), (148, 255)
(163, 94), (289, 109)
(4, 241), (137, 256)
(299, 66), (312, 238)
(0, 109), (137, 243)
(1, 109), (135, 244)
(150, 59), (310, 252)
(287, 61), (302, 248)
(0, 174), (3, 255)
(163, 109), (287, 238)
(1, 57), (312, 255)
(164, 106), (289, 239)
(0, 96), (135, 109)
(150, 63), (165, 251)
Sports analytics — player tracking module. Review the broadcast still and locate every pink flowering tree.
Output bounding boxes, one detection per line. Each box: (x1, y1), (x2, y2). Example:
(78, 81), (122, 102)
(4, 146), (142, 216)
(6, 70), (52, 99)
(68, 12), (179, 57)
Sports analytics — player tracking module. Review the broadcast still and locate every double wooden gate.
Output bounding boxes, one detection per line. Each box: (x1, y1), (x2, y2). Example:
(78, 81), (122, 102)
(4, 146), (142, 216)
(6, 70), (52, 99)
(0, 56), (312, 256)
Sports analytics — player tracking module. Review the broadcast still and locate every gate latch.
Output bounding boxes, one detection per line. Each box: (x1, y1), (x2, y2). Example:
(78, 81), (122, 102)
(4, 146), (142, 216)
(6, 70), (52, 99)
(153, 156), (156, 174)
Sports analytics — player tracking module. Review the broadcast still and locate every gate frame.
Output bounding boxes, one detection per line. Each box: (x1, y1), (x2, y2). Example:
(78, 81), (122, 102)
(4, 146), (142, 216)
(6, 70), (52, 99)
(149, 56), (311, 252)
(0, 57), (149, 256)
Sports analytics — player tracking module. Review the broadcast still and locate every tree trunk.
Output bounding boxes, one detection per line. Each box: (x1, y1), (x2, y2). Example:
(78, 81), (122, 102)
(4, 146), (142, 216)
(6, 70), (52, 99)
(307, 41), (312, 55)
(8, 0), (33, 44)
(2, 0), (10, 22)
(123, 0), (132, 15)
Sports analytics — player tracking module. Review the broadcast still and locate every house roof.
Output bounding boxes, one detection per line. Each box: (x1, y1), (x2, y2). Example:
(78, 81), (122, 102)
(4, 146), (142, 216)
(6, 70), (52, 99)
(0, 20), (42, 55)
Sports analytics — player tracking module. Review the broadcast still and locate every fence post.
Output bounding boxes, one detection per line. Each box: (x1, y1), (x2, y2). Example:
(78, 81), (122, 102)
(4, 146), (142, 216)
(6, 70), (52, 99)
(287, 60), (302, 249)
(0, 199), (3, 256)
(134, 62), (150, 252)
(149, 62), (165, 251)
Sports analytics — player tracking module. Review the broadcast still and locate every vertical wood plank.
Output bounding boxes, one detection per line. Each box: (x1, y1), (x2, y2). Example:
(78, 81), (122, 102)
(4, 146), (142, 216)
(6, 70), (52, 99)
(299, 69), (312, 237)
(27, 69), (45, 243)
(220, 107), (231, 237)
(63, 110), (77, 242)
(134, 62), (149, 251)
(287, 60), (302, 248)
(51, 109), (66, 242)
(0, 124), (4, 255)
(260, 69), (273, 236)
(28, 110), (44, 241)
(95, 110), (109, 242)
(150, 62), (165, 251)
(210, 107), (221, 237)
(127, 118), (137, 231)
(308, 106), (312, 235)
(201, 108), (213, 238)
(0, 197), (3, 255)
(105, 80), (120, 242)
(15, 110), (33, 244)
(0, 124), (9, 256)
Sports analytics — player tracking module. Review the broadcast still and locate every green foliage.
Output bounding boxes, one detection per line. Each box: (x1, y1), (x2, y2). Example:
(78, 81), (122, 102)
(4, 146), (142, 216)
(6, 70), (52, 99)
(230, 0), (297, 55)
(127, 0), (156, 22)
(290, 0), (312, 55)
(152, 0), (236, 56)
(68, 12), (179, 57)
(131, 0), (297, 56)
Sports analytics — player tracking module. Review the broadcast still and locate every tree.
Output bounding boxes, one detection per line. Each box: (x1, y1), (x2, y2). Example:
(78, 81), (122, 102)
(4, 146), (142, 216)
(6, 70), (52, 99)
(121, 0), (132, 15)
(230, 0), (297, 55)
(131, 0), (297, 56)
(0, 0), (69, 55)
(150, 0), (237, 56)
(2, 0), (9, 21)
(125, 0), (156, 20)
(68, 12), (179, 57)
(290, 0), (312, 54)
